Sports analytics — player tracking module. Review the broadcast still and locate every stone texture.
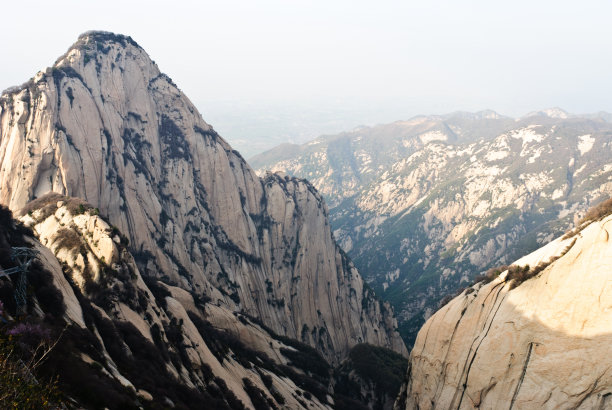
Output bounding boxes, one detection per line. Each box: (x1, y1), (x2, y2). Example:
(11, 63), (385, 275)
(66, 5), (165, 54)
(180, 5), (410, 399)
(253, 112), (612, 344)
(396, 214), (612, 409)
(0, 31), (405, 363)
(17, 195), (335, 409)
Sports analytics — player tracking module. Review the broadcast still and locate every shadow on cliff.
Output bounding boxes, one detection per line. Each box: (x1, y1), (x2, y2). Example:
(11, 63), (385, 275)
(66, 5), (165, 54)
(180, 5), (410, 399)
(398, 219), (612, 410)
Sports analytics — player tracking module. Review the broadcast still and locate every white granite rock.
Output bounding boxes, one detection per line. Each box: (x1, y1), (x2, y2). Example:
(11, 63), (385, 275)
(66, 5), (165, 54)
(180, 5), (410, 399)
(0, 31), (405, 363)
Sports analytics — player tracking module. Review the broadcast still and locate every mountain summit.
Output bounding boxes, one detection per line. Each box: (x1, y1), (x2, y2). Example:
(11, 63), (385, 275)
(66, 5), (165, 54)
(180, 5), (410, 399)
(0, 30), (406, 365)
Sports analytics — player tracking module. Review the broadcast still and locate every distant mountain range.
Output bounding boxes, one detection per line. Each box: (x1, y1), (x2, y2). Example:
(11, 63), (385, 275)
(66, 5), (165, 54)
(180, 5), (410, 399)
(397, 199), (612, 409)
(252, 109), (612, 344)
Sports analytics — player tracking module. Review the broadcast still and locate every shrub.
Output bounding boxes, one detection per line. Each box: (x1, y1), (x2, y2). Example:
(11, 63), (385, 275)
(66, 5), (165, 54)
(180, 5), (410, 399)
(260, 373), (273, 389)
(142, 277), (170, 309)
(279, 347), (329, 380)
(242, 378), (276, 410)
(437, 294), (455, 309)
(581, 197), (612, 224)
(437, 285), (473, 309)
(473, 265), (508, 285)
(270, 389), (285, 405)
(55, 228), (85, 254)
(28, 261), (66, 318)
(505, 264), (532, 289)
(346, 343), (408, 399)
(19, 193), (64, 217)
(564, 196), (612, 238)
(506, 238), (575, 289)
(189, 312), (329, 404)
(0, 336), (62, 409)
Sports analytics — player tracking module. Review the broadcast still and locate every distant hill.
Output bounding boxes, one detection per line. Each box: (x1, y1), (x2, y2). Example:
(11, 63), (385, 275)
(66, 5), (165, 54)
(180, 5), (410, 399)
(253, 110), (612, 344)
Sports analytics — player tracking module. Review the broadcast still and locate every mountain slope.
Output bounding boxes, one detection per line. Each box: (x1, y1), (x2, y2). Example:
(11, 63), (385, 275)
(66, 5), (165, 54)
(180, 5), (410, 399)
(0, 197), (346, 409)
(0, 31), (406, 364)
(253, 113), (612, 344)
(250, 112), (516, 208)
(395, 201), (612, 409)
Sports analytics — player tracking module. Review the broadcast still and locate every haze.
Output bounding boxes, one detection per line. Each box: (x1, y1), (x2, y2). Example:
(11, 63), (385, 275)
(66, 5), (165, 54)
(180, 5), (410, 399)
(1, 0), (611, 156)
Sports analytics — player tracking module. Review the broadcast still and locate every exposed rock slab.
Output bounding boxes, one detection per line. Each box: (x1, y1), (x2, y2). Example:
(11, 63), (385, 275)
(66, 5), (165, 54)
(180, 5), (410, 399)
(0, 31), (406, 362)
(396, 214), (612, 409)
(15, 196), (336, 409)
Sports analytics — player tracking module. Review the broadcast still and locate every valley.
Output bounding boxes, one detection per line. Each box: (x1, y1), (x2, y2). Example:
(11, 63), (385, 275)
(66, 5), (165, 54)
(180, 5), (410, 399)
(253, 110), (612, 344)
(0, 29), (611, 410)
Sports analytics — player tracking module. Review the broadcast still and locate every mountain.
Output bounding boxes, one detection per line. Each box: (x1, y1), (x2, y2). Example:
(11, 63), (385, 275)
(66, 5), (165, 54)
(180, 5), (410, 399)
(250, 111), (516, 208)
(0, 31), (406, 407)
(0, 196), (363, 408)
(395, 199), (612, 409)
(252, 112), (612, 344)
(522, 107), (570, 119)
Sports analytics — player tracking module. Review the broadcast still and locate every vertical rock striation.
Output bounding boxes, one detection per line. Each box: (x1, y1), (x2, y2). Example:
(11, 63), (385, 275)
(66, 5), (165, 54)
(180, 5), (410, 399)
(396, 212), (612, 409)
(0, 31), (406, 363)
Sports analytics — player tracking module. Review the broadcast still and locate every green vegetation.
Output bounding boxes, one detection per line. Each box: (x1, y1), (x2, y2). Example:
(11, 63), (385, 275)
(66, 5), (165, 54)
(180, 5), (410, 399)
(507, 238), (576, 289)
(473, 264), (508, 285)
(334, 343), (408, 410)
(190, 312), (332, 405)
(0, 206), (62, 408)
(242, 378), (276, 410)
(159, 114), (191, 161)
(255, 114), (612, 348)
(347, 344), (408, 397)
(0, 329), (62, 409)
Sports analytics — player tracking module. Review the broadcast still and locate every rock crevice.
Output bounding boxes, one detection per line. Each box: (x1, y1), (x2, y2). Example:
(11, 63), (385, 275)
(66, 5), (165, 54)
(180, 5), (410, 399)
(0, 31), (406, 363)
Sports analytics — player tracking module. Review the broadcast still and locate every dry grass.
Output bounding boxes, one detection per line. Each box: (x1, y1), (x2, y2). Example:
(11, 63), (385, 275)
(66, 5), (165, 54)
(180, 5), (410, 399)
(473, 265), (509, 285)
(19, 192), (65, 217)
(20, 192), (94, 220)
(55, 228), (87, 259)
(563, 196), (612, 239)
(507, 238), (576, 289)
(581, 197), (612, 224)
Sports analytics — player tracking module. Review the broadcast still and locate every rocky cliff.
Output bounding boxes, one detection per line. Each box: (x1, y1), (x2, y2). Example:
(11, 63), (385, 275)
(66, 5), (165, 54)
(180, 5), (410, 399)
(0, 31), (406, 364)
(253, 112), (612, 344)
(0, 197), (348, 408)
(395, 202), (612, 409)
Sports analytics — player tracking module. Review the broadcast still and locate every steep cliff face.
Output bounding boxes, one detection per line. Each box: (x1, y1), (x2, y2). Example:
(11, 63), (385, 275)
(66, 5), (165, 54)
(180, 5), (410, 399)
(0, 31), (405, 363)
(253, 113), (612, 344)
(0, 196), (338, 409)
(396, 207), (612, 409)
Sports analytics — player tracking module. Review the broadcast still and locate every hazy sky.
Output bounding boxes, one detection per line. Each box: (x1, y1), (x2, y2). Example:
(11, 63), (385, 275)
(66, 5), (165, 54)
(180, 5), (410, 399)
(1, 0), (611, 141)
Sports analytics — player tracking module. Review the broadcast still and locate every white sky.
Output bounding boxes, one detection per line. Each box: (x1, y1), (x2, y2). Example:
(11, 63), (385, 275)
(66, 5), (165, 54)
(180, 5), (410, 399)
(1, 0), (611, 118)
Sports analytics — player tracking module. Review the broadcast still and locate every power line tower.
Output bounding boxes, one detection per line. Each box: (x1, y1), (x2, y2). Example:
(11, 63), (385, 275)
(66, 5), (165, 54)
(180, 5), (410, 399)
(0, 247), (38, 315)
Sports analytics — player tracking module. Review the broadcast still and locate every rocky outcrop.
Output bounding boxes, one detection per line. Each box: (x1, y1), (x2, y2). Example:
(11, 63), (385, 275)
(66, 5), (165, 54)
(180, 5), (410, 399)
(5, 196), (342, 408)
(253, 112), (612, 344)
(395, 211), (612, 409)
(0, 31), (406, 363)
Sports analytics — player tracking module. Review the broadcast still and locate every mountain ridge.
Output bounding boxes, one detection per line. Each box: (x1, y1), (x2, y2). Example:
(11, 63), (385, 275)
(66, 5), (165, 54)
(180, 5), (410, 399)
(253, 111), (612, 344)
(0, 30), (406, 366)
(0, 195), (341, 408)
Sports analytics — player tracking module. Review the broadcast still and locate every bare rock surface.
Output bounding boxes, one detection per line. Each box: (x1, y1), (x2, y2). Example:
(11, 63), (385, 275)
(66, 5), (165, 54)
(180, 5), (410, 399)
(14, 195), (337, 408)
(253, 112), (612, 345)
(0, 31), (405, 362)
(396, 213), (612, 409)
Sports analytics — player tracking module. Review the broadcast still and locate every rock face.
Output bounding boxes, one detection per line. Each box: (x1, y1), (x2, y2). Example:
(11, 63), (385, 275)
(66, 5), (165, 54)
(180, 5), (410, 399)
(395, 210), (612, 409)
(0, 31), (405, 363)
(252, 112), (612, 344)
(5, 196), (337, 409)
